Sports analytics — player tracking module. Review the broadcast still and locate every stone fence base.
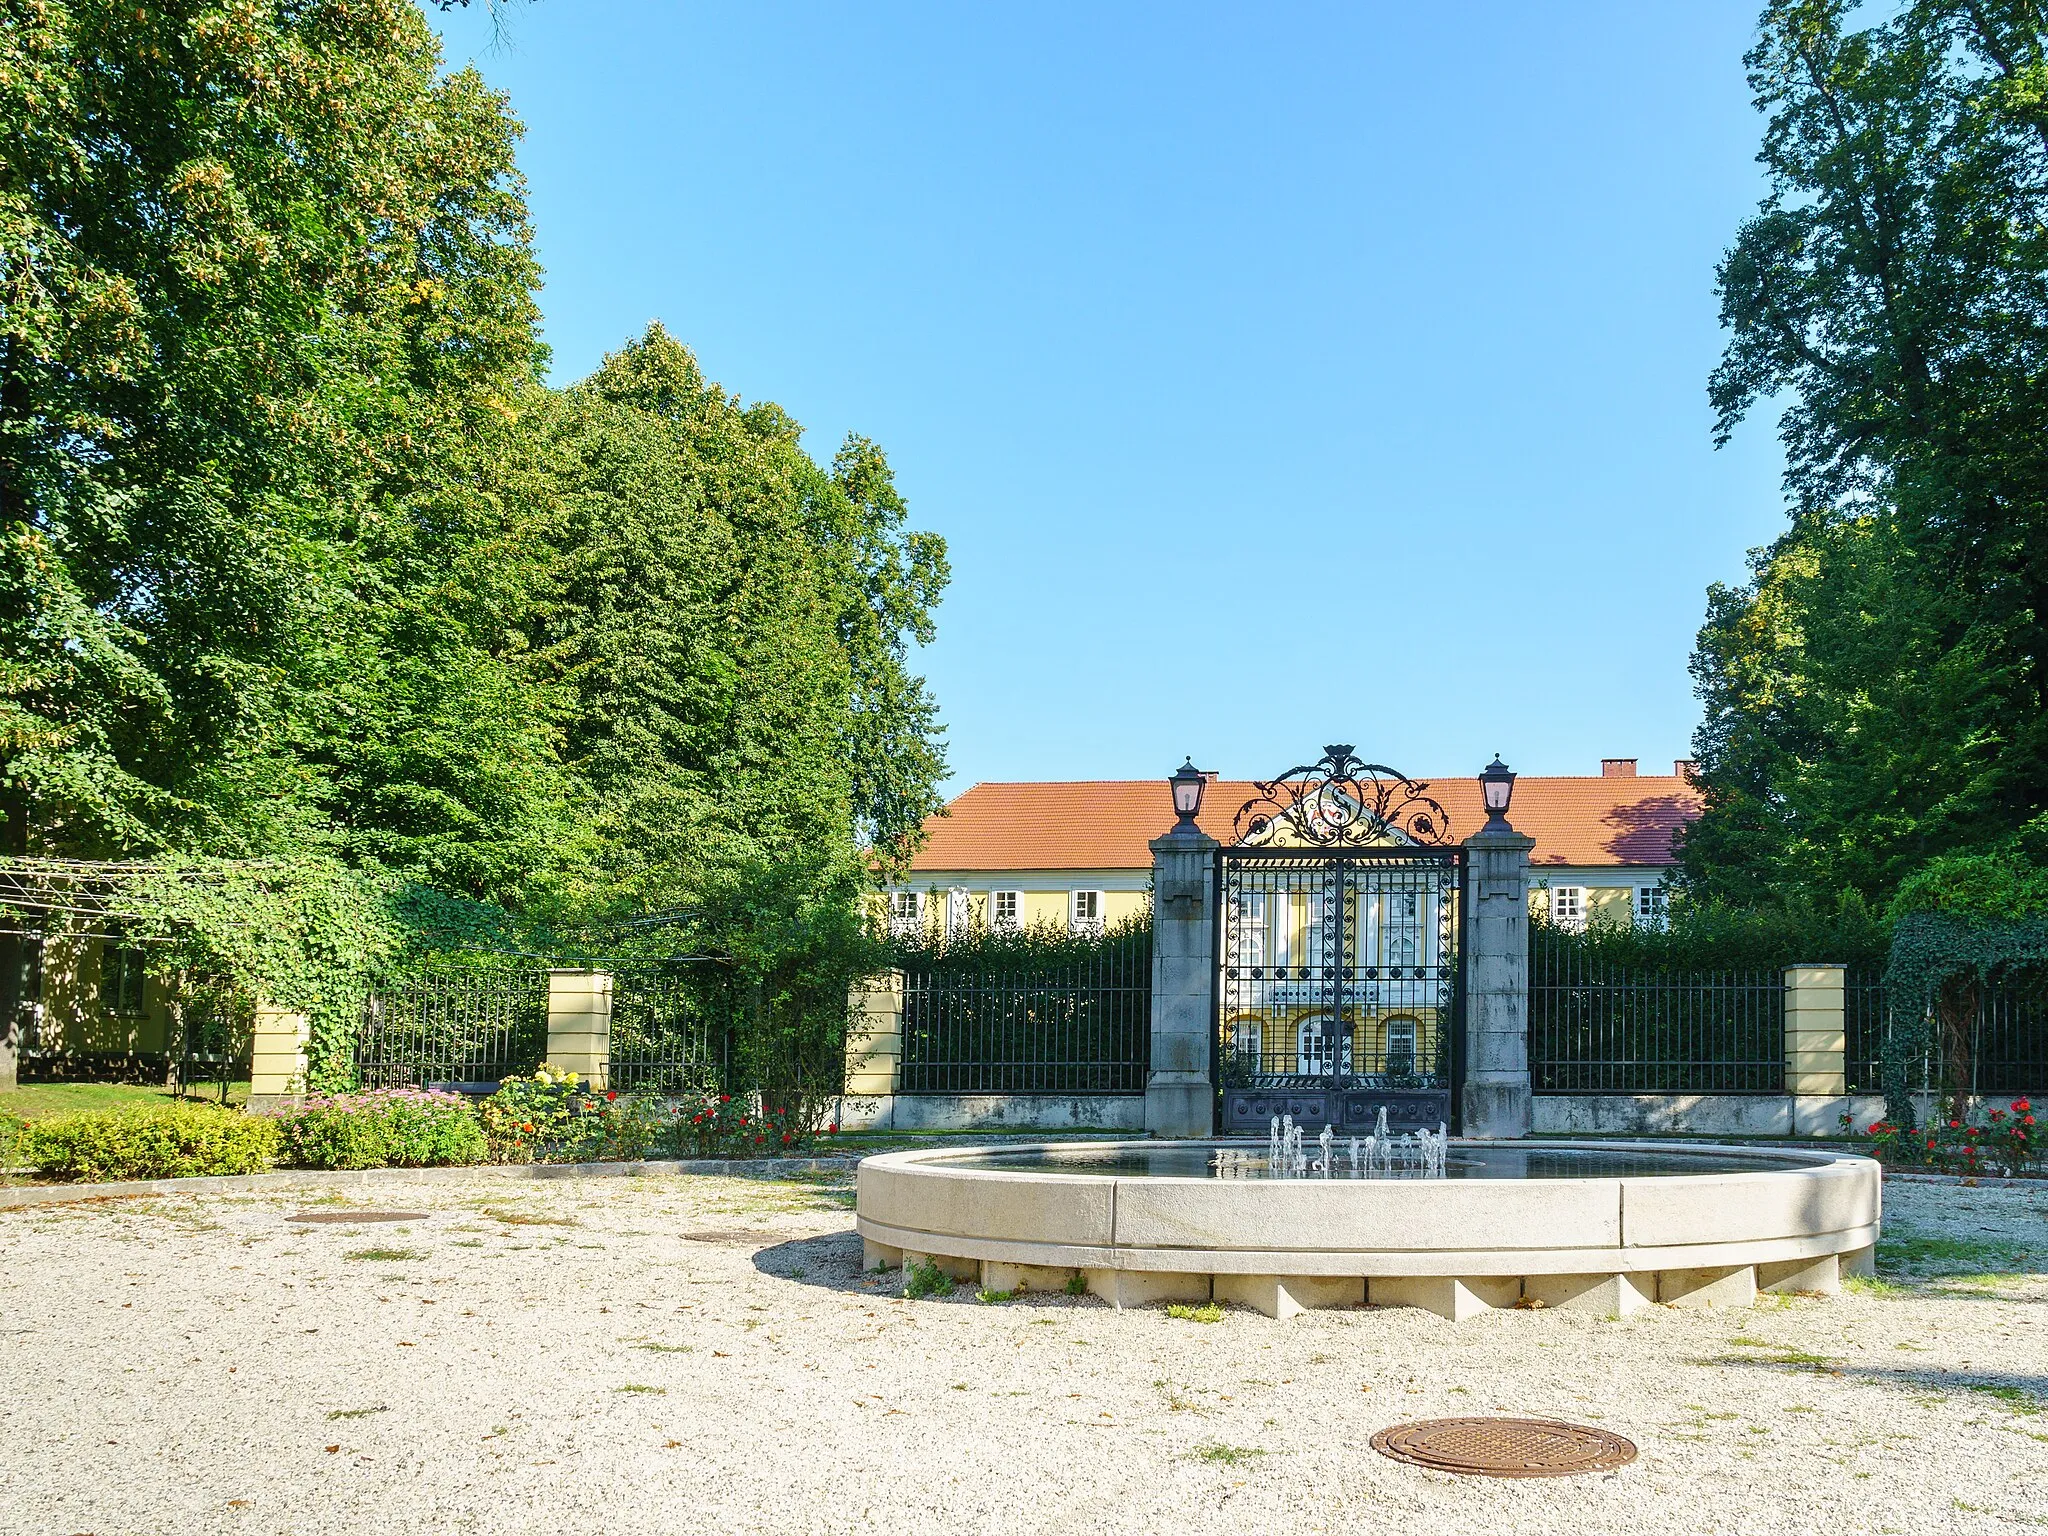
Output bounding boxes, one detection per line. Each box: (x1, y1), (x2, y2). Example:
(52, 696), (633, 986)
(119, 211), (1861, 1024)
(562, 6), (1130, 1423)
(1535, 1093), (1886, 1138)
(834, 1093), (1145, 1134)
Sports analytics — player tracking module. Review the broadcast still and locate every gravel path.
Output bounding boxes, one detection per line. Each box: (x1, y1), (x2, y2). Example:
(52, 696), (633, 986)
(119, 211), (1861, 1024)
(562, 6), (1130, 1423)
(1, 1173), (2043, 1535)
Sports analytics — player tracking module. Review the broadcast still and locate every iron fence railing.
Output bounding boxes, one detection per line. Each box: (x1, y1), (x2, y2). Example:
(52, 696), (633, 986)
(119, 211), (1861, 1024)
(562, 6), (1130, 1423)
(1530, 931), (1785, 1094)
(1846, 969), (1886, 1094)
(356, 960), (548, 1089)
(604, 959), (740, 1094)
(1872, 969), (2048, 1100)
(899, 947), (1151, 1095)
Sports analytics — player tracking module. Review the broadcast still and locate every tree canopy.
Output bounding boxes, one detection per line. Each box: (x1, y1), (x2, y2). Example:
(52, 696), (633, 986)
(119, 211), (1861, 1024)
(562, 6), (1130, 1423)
(1685, 0), (2048, 911)
(0, 0), (950, 1024)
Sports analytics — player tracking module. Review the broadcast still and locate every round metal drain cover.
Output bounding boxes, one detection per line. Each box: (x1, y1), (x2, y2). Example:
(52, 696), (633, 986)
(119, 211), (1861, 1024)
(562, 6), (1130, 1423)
(287, 1211), (430, 1224)
(1371, 1417), (1637, 1478)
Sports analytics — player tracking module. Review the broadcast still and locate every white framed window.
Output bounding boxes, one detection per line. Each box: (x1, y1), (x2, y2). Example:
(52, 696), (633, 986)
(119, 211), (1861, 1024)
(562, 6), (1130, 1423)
(1384, 1017), (1418, 1077)
(991, 890), (1023, 932)
(1227, 1019), (1263, 1074)
(1296, 1016), (1354, 1077)
(1233, 892), (1266, 967)
(1069, 889), (1104, 935)
(100, 943), (146, 1016)
(1635, 884), (1669, 930)
(1383, 890), (1422, 968)
(1549, 886), (1584, 929)
(945, 887), (970, 939)
(887, 889), (924, 937)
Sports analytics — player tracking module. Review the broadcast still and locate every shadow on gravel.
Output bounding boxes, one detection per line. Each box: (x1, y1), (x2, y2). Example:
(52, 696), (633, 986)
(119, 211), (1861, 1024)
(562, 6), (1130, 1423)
(749, 1232), (886, 1295)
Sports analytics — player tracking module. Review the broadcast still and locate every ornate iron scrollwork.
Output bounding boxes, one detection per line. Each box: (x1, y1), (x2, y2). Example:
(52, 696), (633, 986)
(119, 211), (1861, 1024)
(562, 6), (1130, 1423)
(1231, 745), (1454, 848)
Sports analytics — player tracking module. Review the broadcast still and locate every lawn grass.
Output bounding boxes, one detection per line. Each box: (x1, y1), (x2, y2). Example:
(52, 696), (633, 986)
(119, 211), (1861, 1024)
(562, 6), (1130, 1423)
(0, 1081), (250, 1121)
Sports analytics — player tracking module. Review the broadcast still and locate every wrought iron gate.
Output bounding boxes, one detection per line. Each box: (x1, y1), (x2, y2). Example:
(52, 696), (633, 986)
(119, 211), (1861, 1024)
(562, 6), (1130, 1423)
(1213, 748), (1464, 1135)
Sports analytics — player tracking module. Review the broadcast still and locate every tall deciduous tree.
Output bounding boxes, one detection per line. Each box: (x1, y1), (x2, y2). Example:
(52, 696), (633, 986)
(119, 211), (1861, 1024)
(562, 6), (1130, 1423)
(1687, 0), (2048, 905)
(519, 324), (949, 920)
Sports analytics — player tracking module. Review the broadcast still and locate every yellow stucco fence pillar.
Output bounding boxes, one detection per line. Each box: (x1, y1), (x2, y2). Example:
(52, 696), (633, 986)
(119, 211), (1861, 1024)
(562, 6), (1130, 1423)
(546, 969), (613, 1090)
(845, 970), (903, 1107)
(1784, 963), (1848, 1100)
(247, 1000), (311, 1111)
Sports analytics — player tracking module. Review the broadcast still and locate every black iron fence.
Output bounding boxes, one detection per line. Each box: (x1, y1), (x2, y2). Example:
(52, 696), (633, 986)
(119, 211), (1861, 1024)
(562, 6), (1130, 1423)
(605, 958), (740, 1094)
(1850, 968), (2048, 1100)
(898, 943), (1151, 1095)
(356, 959), (548, 1090)
(1530, 929), (1785, 1094)
(1846, 969), (1886, 1094)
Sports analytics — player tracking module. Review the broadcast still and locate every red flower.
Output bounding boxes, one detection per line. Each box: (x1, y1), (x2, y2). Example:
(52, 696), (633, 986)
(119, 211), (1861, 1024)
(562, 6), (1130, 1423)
(2015, 1098), (2032, 1112)
(1949, 1119), (1962, 1129)
(606, 1090), (618, 1102)
(781, 1132), (792, 1144)
(720, 1095), (731, 1104)
(827, 1122), (839, 1134)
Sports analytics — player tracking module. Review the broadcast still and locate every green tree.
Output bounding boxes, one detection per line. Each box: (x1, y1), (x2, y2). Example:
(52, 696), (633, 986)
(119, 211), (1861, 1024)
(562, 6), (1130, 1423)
(511, 325), (948, 919)
(1688, 0), (2048, 906)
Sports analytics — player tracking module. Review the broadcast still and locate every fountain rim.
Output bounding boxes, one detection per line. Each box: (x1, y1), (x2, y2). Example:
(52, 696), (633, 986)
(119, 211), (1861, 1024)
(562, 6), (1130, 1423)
(861, 1137), (1874, 1184)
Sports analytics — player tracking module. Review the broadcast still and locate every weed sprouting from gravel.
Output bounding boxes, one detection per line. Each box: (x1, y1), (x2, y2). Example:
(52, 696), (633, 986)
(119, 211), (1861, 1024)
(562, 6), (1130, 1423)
(1167, 1303), (1223, 1324)
(1194, 1443), (1265, 1466)
(975, 1287), (1015, 1305)
(1969, 1384), (2042, 1414)
(1063, 1273), (1087, 1297)
(344, 1248), (424, 1262)
(1846, 1274), (1912, 1298)
(635, 1343), (693, 1353)
(478, 1206), (577, 1227)
(904, 1260), (954, 1299)
(326, 1406), (389, 1421)
(615, 1384), (666, 1394)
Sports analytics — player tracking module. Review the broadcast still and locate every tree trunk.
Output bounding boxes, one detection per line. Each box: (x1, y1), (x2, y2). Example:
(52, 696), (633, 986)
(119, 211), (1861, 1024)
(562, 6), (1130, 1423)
(1937, 974), (1978, 1122)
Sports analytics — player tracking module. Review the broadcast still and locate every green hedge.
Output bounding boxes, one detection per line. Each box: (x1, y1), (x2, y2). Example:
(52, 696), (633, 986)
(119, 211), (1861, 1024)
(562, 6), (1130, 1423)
(24, 1104), (281, 1182)
(275, 1089), (488, 1170)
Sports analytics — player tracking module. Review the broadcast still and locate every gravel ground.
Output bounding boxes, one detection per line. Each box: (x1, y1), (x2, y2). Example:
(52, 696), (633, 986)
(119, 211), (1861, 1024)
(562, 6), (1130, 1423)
(0, 1173), (2043, 1536)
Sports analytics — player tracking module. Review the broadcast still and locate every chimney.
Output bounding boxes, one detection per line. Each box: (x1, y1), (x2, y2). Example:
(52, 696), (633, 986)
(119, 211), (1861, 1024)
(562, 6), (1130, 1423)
(1674, 759), (1697, 780)
(1601, 758), (1637, 778)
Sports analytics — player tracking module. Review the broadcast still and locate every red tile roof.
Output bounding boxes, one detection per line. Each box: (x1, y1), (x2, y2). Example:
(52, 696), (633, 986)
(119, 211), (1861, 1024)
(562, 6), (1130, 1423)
(909, 774), (1701, 872)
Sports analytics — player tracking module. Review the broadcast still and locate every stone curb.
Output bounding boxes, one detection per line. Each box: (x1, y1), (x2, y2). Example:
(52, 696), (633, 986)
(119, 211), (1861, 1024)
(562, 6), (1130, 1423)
(0, 1155), (865, 1210)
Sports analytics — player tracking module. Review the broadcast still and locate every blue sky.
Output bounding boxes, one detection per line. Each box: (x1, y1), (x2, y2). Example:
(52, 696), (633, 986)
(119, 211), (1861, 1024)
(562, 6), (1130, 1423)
(433, 2), (1788, 794)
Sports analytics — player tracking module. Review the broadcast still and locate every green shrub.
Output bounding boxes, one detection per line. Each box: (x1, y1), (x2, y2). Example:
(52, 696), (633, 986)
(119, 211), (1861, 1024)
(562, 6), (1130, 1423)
(24, 1104), (280, 1182)
(668, 1090), (838, 1158)
(276, 1090), (487, 1170)
(480, 1066), (672, 1164)
(904, 1258), (955, 1299)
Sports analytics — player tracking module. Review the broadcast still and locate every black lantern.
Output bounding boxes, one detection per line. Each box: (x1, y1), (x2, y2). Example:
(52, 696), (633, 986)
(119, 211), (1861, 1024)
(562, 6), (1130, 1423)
(1479, 754), (1516, 828)
(1169, 757), (1207, 832)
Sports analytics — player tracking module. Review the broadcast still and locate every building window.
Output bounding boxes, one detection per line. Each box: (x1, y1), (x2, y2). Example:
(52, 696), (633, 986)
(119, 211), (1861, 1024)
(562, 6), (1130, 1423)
(945, 887), (970, 939)
(1635, 884), (1669, 930)
(1384, 1017), (1418, 1077)
(1296, 1016), (1354, 1077)
(1383, 891), (1422, 968)
(1227, 1019), (1263, 1076)
(101, 943), (146, 1016)
(1549, 886), (1584, 929)
(1069, 889), (1104, 935)
(991, 890), (1023, 932)
(888, 890), (924, 937)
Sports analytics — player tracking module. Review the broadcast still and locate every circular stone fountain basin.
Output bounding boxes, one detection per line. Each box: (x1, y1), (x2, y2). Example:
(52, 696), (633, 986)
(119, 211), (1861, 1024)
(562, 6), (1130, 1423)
(854, 1139), (1880, 1319)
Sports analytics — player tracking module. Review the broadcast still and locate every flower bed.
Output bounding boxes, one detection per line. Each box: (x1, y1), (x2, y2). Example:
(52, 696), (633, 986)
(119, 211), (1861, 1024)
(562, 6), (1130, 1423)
(1863, 1098), (2039, 1177)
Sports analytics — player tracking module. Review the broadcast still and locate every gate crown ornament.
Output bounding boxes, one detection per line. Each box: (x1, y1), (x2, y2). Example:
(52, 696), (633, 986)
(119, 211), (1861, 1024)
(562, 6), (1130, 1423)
(1231, 745), (1454, 849)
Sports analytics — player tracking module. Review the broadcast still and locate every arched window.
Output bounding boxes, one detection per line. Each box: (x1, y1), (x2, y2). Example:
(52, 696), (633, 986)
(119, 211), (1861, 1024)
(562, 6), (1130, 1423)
(1296, 1016), (1354, 1076)
(1384, 1017), (1418, 1077)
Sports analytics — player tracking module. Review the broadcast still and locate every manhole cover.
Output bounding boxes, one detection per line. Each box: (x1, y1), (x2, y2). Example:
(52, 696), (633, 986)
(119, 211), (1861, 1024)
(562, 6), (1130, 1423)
(287, 1211), (431, 1224)
(1370, 1417), (1637, 1477)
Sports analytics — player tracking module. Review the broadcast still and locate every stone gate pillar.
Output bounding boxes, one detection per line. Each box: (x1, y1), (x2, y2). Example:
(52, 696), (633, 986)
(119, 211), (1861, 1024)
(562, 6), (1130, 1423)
(1146, 829), (1219, 1138)
(1462, 824), (1534, 1138)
